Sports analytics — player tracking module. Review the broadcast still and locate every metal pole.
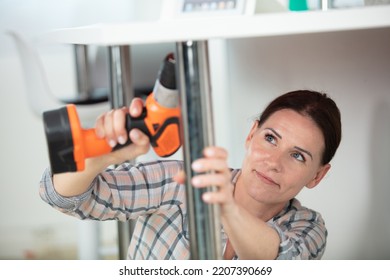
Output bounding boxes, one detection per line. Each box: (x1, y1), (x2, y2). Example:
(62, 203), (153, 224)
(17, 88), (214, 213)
(108, 46), (133, 108)
(176, 41), (222, 260)
(73, 44), (100, 259)
(108, 45), (136, 260)
(74, 44), (91, 99)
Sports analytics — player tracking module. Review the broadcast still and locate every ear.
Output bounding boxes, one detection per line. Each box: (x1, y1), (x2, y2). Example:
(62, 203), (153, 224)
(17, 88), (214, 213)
(245, 121), (259, 149)
(306, 164), (331, 189)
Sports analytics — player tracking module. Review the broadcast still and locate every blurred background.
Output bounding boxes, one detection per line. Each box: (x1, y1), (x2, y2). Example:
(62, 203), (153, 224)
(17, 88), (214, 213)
(0, 0), (389, 260)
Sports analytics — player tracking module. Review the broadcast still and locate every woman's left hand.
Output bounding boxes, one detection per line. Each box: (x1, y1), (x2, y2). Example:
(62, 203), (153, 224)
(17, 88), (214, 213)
(175, 146), (235, 213)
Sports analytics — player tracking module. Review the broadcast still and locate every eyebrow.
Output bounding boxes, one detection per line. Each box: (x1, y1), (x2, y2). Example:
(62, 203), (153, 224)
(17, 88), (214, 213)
(294, 146), (313, 160)
(265, 128), (313, 160)
(265, 128), (282, 139)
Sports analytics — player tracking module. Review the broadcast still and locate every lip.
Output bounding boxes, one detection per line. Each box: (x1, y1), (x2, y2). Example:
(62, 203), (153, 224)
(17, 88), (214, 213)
(254, 170), (279, 187)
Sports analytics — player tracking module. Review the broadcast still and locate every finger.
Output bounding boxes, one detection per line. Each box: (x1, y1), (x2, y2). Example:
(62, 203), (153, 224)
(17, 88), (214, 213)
(192, 158), (229, 173)
(95, 113), (106, 139)
(202, 191), (231, 204)
(113, 107), (128, 145)
(129, 128), (150, 147)
(191, 173), (229, 188)
(103, 109), (117, 147)
(113, 129), (149, 158)
(129, 98), (145, 117)
(203, 146), (228, 159)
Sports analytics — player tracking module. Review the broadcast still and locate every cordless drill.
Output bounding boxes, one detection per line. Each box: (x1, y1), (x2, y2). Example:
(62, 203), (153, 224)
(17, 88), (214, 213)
(43, 53), (181, 174)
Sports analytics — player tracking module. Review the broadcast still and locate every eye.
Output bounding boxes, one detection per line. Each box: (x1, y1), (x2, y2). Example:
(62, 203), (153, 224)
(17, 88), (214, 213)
(265, 133), (276, 145)
(292, 152), (306, 162)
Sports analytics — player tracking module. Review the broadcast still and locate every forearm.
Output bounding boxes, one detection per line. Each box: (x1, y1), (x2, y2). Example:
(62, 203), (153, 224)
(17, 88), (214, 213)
(53, 154), (114, 197)
(221, 204), (280, 260)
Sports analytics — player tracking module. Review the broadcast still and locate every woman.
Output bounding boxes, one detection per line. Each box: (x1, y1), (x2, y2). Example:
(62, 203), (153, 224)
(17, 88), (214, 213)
(40, 89), (342, 260)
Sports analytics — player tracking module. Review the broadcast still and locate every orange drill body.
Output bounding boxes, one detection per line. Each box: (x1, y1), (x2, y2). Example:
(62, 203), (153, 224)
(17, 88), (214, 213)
(143, 93), (181, 157)
(66, 104), (112, 172)
(44, 93), (181, 174)
(43, 53), (180, 174)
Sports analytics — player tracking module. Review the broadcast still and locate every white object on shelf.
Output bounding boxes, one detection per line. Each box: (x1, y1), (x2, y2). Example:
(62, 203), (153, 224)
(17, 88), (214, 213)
(365, 0), (390, 4)
(160, 0), (257, 19)
(255, 0), (288, 13)
(332, 0), (365, 8)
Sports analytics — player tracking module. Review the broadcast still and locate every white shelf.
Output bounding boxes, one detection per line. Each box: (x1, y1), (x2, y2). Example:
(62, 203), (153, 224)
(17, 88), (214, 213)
(43, 5), (390, 46)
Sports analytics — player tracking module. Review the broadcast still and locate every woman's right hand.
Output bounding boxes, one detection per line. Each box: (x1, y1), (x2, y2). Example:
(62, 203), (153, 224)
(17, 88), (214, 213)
(53, 98), (150, 197)
(94, 97), (151, 165)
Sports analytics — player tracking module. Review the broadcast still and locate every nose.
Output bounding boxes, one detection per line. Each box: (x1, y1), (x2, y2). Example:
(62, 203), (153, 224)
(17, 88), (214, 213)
(264, 150), (283, 173)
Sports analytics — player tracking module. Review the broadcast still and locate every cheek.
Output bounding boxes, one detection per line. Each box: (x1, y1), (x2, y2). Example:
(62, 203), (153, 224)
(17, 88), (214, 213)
(242, 143), (265, 172)
(283, 168), (317, 190)
(245, 139), (266, 159)
(274, 171), (309, 201)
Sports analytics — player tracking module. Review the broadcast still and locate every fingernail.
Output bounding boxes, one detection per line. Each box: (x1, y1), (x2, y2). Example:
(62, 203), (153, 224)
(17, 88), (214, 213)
(202, 193), (211, 202)
(131, 130), (140, 140)
(192, 177), (201, 186)
(205, 148), (214, 156)
(109, 140), (117, 148)
(131, 107), (139, 116)
(191, 161), (202, 171)
(118, 136), (126, 145)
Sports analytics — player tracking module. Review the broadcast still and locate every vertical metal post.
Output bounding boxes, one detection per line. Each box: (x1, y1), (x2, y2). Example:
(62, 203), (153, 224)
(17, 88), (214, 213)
(73, 45), (100, 260)
(176, 41), (222, 260)
(108, 45), (136, 260)
(74, 44), (91, 99)
(108, 46), (133, 108)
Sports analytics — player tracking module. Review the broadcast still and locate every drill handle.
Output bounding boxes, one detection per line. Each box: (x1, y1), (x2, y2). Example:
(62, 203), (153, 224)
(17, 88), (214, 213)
(112, 108), (150, 152)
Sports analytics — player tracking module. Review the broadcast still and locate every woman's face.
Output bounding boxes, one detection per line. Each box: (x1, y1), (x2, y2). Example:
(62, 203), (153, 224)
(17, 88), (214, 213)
(240, 109), (330, 206)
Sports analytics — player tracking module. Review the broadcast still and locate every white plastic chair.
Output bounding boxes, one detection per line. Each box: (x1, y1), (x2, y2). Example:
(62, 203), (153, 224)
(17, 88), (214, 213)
(7, 30), (109, 122)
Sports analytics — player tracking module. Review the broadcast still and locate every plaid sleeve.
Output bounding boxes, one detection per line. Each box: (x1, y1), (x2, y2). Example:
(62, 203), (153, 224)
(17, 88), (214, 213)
(268, 199), (328, 260)
(39, 167), (95, 212)
(39, 160), (184, 222)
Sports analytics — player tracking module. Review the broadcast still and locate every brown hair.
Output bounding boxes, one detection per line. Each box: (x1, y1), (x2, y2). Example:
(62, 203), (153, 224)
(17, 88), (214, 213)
(258, 90), (342, 165)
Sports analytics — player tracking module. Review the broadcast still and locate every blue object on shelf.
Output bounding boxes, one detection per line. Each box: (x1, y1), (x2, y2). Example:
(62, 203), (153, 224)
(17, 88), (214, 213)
(289, 0), (308, 11)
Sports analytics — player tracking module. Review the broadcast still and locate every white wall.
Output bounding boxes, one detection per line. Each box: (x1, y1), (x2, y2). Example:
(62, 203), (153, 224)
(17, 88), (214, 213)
(1, 0), (389, 260)
(221, 28), (390, 259)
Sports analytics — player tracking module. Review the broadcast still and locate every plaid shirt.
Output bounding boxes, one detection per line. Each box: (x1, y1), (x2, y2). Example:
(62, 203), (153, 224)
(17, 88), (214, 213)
(39, 160), (327, 260)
